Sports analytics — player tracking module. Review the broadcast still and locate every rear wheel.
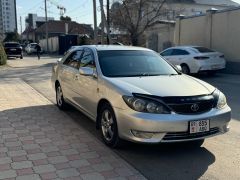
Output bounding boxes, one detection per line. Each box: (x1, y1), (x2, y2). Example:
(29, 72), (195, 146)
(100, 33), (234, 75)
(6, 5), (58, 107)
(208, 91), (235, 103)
(56, 84), (68, 110)
(181, 64), (190, 74)
(99, 103), (122, 148)
(20, 55), (23, 59)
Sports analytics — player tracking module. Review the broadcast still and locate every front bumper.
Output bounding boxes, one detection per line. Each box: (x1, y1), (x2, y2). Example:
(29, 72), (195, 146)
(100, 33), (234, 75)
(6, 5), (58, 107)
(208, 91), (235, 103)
(114, 106), (231, 143)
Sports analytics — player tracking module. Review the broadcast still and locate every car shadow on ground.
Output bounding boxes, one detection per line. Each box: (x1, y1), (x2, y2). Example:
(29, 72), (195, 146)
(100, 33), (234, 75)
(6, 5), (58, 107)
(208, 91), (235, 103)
(64, 107), (216, 180)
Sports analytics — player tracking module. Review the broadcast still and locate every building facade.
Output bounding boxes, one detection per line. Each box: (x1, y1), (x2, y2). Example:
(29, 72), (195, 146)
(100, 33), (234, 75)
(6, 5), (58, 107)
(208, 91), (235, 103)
(0, 0), (17, 34)
(25, 14), (54, 29)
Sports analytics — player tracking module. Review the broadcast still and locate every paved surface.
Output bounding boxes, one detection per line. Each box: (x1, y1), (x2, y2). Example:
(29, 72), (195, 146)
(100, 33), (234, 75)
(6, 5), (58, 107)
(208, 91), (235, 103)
(1, 57), (240, 180)
(0, 77), (145, 180)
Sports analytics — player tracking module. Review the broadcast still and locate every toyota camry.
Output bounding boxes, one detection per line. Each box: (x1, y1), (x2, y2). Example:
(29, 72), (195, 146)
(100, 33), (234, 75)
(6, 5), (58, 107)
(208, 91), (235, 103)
(52, 45), (231, 148)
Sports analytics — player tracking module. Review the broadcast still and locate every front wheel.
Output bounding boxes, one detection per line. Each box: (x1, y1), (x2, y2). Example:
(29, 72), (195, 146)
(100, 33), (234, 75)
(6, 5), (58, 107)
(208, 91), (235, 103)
(56, 84), (68, 110)
(181, 64), (190, 74)
(99, 104), (122, 148)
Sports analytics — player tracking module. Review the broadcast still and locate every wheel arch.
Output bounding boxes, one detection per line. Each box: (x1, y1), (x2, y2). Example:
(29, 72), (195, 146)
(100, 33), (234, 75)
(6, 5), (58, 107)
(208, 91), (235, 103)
(96, 98), (112, 129)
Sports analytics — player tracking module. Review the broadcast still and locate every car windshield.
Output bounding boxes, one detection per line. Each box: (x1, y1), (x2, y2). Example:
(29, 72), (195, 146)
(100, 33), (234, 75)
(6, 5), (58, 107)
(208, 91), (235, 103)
(98, 50), (178, 77)
(193, 47), (214, 53)
(4, 43), (20, 48)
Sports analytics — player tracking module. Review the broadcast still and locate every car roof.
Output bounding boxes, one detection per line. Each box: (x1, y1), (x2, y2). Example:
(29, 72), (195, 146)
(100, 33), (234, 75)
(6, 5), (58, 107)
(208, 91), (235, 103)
(72, 45), (152, 51)
(4, 42), (20, 44)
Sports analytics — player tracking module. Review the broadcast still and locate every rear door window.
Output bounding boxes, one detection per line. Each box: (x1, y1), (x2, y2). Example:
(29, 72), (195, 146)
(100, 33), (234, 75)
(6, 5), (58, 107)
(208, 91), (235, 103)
(171, 49), (190, 56)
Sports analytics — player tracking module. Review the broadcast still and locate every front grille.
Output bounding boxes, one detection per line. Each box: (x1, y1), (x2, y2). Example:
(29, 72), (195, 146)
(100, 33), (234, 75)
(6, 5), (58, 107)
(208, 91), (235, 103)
(133, 94), (216, 115)
(162, 127), (220, 141)
(168, 100), (213, 114)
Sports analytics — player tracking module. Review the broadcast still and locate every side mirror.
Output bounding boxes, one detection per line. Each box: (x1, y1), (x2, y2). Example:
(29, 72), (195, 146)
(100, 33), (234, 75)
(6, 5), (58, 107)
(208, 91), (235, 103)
(176, 65), (182, 72)
(79, 67), (94, 76)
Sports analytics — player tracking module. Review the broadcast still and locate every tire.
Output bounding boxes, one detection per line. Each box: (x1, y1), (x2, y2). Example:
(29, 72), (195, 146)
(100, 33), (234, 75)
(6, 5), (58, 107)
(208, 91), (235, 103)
(181, 64), (190, 74)
(55, 84), (68, 110)
(99, 103), (122, 148)
(20, 55), (23, 59)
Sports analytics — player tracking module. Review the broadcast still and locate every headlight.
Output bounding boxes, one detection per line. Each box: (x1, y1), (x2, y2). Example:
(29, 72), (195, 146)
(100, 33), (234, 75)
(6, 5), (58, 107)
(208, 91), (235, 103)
(213, 89), (227, 109)
(123, 96), (170, 114)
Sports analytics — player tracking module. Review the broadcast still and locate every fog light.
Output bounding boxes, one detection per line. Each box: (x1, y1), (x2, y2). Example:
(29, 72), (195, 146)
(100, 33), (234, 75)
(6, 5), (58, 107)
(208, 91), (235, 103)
(131, 130), (154, 139)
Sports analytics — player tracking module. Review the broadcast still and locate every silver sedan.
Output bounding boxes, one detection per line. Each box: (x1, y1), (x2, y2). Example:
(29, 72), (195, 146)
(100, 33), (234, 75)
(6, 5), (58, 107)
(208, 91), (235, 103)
(52, 45), (231, 148)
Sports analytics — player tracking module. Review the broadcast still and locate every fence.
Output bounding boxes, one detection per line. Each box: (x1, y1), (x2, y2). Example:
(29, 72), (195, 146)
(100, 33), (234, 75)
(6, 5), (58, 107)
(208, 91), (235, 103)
(174, 7), (240, 73)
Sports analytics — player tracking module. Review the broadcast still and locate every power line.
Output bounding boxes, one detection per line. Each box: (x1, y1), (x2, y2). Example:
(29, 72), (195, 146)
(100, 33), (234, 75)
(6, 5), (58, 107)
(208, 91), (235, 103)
(18, 0), (44, 16)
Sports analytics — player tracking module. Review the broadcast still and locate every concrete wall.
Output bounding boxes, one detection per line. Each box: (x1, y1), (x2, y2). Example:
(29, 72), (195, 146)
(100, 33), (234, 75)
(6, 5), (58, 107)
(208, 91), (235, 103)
(146, 23), (175, 52)
(39, 36), (59, 53)
(174, 7), (240, 73)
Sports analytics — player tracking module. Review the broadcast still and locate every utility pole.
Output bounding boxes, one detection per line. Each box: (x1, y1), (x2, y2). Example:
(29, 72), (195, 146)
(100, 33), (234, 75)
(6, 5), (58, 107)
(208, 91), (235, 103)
(93, 0), (98, 44)
(99, 0), (111, 44)
(20, 16), (22, 43)
(101, 7), (104, 44)
(106, 0), (110, 45)
(45, 0), (49, 53)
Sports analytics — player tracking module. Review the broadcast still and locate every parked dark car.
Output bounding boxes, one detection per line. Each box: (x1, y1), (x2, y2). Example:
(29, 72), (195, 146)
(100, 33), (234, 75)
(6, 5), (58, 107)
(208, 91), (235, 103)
(4, 42), (23, 59)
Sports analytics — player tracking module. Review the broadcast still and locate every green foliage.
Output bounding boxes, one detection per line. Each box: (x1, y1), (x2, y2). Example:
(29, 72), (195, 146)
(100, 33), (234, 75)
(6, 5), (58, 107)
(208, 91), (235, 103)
(3, 32), (20, 42)
(60, 16), (72, 21)
(0, 43), (7, 65)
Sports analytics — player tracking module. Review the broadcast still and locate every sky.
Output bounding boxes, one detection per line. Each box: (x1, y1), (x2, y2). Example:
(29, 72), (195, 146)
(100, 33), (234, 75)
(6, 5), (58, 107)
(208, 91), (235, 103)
(16, 0), (240, 32)
(16, 0), (103, 32)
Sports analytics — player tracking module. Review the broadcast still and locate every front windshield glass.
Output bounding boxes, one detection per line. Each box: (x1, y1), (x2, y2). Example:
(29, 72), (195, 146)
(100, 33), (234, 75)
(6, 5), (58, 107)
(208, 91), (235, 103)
(98, 50), (178, 77)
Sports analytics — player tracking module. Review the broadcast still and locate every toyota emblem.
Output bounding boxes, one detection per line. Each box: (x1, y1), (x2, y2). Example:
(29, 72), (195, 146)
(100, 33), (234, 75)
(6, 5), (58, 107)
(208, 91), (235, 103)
(191, 104), (199, 112)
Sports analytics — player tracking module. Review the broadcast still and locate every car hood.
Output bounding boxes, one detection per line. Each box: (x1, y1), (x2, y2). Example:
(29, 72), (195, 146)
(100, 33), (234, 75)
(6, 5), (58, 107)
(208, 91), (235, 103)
(106, 75), (215, 97)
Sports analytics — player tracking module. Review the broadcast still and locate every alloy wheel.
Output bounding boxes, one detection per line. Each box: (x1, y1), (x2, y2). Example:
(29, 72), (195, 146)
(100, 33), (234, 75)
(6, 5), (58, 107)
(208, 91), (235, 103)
(101, 110), (114, 142)
(56, 86), (63, 106)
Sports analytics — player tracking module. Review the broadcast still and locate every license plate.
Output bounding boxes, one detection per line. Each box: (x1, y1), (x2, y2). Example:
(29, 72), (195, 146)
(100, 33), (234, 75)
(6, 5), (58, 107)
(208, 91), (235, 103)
(190, 120), (209, 134)
(10, 49), (16, 51)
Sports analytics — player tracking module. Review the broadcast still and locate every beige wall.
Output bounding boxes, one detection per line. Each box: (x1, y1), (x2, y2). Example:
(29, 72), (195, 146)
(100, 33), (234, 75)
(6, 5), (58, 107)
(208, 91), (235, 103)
(175, 8), (240, 62)
(39, 36), (59, 53)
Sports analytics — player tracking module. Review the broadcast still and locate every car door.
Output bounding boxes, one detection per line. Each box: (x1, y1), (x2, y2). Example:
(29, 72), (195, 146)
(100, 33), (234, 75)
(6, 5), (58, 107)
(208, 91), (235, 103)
(58, 50), (82, 102)
(170, 49), (190, 65)
(160, 49), (174, 64)
(72, 48), (98, 119)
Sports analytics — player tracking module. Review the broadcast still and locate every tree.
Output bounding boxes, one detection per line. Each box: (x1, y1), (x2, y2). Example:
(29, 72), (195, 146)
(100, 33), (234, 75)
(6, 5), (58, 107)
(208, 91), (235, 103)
(60, 16), (72, 21)
(3, 32), (20, 42)
(0, 43), (7, 65)
(110, 0), (166, 46)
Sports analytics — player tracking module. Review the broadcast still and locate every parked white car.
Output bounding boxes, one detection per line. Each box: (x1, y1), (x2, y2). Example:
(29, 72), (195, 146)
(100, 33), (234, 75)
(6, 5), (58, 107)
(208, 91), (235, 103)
(160, 46), (226, 75)
(25, 43), (42, 54)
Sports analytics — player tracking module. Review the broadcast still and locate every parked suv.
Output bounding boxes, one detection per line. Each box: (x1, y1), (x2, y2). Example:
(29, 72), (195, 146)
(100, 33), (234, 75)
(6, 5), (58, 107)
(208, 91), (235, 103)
(4, 42), (23, 59)
(52, 45), (231, 148)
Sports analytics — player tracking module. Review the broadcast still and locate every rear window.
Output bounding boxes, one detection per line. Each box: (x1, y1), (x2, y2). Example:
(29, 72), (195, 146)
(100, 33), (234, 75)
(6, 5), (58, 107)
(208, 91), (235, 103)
(4, 43), (21, 48)
(30, 44), (37, 48)
(193, 47), (214, 53)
